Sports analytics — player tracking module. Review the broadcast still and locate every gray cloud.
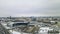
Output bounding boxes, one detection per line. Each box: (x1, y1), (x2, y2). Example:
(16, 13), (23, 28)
(0, 0), (60, 17)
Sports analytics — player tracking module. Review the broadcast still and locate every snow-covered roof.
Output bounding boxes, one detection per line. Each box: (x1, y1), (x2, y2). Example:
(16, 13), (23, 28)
(39, 27), (53, 33)
(50, 21), (55, 22)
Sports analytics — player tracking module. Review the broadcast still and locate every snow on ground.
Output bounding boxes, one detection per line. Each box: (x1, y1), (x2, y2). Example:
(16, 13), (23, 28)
(1, 23), (11, 29)
(9, 30), (30, 34)
(9, 30), (21, 34)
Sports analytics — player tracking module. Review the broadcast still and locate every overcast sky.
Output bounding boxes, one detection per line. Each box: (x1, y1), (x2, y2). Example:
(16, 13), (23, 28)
(0, 0), (60, 17)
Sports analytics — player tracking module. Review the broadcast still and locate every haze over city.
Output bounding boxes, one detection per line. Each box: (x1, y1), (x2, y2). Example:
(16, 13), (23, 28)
(0, 0), (60, 34)
(0, 0), (60, 17)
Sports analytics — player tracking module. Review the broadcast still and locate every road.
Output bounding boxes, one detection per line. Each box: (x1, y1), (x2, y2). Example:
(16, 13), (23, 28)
(0, 23), (10, 34)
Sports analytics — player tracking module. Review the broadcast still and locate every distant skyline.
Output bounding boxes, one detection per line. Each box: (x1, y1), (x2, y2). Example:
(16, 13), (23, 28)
(0, 0), (60, 17)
